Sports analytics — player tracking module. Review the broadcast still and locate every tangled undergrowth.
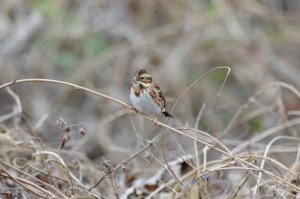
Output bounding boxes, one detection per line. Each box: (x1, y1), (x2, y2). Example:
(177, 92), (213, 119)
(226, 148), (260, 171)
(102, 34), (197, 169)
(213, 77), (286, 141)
(1, 0), (300, 198)
(1, 67), (300, 198)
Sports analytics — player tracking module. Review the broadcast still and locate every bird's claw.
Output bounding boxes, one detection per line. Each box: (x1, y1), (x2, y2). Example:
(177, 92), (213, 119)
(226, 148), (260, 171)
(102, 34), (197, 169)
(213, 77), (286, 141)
(151, 117), (157, 126)
(131, 107), (138, 116)
(151, 117), (162, 127)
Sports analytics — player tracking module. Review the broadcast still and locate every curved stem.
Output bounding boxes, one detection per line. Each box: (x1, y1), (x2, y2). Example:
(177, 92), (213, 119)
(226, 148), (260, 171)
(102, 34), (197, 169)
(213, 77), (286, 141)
(161, 67), (231, 187)
(253, 136), (300, 196)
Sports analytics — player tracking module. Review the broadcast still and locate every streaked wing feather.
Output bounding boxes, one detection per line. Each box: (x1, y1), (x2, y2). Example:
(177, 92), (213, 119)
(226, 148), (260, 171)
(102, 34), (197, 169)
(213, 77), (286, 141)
(154, 82), (166, 109)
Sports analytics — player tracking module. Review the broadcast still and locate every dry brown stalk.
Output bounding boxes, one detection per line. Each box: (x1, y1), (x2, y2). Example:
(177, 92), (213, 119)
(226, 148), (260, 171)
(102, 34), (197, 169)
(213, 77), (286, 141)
(2, 77), (300, 198)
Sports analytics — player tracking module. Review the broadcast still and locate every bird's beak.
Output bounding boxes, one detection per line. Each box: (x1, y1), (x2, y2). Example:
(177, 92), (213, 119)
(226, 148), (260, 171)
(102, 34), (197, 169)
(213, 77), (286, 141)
(132, 76), (137, 83)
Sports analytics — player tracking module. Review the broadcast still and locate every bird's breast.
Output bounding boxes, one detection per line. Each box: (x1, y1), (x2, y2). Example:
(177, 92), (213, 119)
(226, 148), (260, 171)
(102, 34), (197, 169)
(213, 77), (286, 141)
(130, 87), (162, 116)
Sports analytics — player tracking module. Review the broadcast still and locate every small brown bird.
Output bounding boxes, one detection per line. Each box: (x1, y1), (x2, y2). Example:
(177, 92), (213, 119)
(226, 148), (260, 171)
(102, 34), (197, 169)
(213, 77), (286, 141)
(130, 68), (173, 125)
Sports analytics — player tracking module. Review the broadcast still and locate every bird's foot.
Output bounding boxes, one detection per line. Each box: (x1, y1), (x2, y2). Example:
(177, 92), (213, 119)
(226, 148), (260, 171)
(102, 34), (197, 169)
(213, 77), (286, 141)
(151, 117), (158, 126)
(131, 107), (138, 116)
(151, 115), (162, 127)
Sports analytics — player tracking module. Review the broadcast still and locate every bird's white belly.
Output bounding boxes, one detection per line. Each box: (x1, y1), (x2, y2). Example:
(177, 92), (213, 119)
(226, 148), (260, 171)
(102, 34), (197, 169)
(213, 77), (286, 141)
(130, 89), (161, 116)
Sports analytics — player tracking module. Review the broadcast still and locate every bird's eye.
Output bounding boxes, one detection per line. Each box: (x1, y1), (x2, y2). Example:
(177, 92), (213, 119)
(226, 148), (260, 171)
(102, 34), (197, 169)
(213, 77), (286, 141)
(141, 77), (144, 80)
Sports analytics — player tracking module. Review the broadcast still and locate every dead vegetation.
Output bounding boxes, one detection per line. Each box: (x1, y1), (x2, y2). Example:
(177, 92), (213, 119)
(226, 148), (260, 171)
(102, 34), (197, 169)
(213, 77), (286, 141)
(1, 73), (300, 198)
(1, 0), (300, 198)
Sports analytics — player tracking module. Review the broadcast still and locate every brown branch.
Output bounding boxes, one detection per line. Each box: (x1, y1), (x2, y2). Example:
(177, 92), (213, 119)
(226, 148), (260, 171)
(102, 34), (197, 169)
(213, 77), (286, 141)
(0, 79), (131, 109)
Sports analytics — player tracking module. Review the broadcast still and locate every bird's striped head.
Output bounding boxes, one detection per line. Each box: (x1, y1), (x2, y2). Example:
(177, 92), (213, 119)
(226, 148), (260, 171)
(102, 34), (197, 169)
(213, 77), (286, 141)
(132, 68), (153, 89)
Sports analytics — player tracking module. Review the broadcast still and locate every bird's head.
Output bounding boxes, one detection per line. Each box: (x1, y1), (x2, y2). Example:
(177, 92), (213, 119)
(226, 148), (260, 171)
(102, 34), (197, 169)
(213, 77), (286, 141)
(132, 68), (152, 89)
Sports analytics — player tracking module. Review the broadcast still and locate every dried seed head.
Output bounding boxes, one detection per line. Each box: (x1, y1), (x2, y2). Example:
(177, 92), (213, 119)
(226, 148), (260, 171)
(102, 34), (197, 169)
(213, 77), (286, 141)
(121, 159), (130, 172)
(65, 126), (71, 133)
(56, 117), (67, 129)
(60, 134), (70, 150)
(79, 125), (86, 136)
(102, 157), (114, 175)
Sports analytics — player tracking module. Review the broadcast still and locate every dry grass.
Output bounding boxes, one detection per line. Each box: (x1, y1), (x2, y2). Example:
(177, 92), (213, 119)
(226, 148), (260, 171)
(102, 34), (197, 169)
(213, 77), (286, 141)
(1, 74), (300, 198)
(1, 0), (300, 198)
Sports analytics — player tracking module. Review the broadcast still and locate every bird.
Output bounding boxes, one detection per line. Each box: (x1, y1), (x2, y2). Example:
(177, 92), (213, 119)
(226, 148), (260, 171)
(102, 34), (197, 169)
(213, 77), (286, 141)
(130, 67), (174, 125)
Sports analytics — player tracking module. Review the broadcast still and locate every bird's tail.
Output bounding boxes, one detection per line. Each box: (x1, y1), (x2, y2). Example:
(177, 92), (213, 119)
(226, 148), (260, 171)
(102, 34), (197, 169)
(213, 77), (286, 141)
(162, 111), (174, 118)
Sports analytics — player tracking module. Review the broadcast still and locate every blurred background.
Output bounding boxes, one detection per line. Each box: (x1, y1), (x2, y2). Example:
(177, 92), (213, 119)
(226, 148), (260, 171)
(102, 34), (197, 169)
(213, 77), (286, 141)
(1, 0), (300, 198)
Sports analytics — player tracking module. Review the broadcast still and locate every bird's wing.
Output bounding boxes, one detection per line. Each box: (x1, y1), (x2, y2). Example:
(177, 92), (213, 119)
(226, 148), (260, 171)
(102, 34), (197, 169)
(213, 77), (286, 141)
(152, 80), (174, 118)
(153, 81), (166, 108)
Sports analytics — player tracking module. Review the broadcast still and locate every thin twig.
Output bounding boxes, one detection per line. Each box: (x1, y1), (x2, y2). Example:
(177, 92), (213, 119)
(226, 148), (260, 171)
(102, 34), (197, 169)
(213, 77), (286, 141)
(130, 115), (182, 188)
(2, 159), (62, 198)
(12, 158), (100, 198)
(173, 151), (197, 170)
(73, 108), (130, 151)
(230, 173), (250, 199)
(0, 87), (22, 122)
(223, 81), (300, 138)
(254, 136), (300, 196)
(32, 150), (85, 187)
(0, 165), (54, 198)
(46, 159), (75, 195)
(161, 67), (231, 188)
(194, 103), (206, 177)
